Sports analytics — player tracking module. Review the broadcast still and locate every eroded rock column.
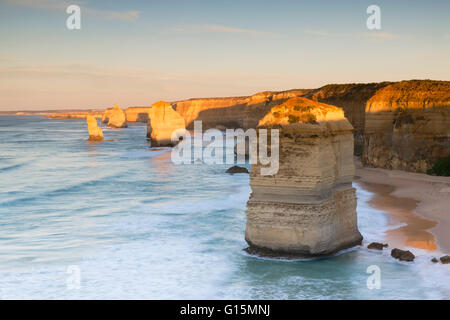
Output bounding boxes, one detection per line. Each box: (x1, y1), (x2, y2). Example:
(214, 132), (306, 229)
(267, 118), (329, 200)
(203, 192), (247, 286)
(86, 115), (104, 141)
(245, 97), (363, 257)
(147, 100), (186, 147)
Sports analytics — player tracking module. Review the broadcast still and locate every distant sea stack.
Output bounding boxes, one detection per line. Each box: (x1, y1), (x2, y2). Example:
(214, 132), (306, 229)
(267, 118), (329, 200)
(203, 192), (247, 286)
(103, 104), (128, 128)
(147, 101), (186, 147)
(86, 115), (104, 141)
(245, 97), (362, 257)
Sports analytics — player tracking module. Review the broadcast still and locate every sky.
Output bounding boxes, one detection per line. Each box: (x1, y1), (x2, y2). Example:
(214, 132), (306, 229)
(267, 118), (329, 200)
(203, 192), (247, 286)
(0, 0), (449, 110)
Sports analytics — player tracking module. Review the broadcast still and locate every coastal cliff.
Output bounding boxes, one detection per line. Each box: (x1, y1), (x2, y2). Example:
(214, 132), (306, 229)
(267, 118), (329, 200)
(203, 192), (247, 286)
(307, 80), (450, 173)
(363, 80), (450, 172)
(173, 89), (311, 130)
(125, 107), (151, 122)
(245, 97), (363, 256)
(147, 101), (186, 146)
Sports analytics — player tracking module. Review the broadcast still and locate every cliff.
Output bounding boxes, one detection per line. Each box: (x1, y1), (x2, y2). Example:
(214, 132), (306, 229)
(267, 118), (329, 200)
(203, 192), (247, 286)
(103, 104), (128, 128)
(173, 89), (311, 130)
(125, 107), (151, 122)
(305, 82), (391, 155)
(86, 115), (103, 141)
(307, 80), (450, 172)
(363, 80), (450, 172)
(245, 97), (362, 256)
(147, 101), (186, 146)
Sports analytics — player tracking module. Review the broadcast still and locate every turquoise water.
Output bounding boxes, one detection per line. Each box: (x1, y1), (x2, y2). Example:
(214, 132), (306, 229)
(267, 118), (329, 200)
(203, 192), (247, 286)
(0, 116), (449, 299)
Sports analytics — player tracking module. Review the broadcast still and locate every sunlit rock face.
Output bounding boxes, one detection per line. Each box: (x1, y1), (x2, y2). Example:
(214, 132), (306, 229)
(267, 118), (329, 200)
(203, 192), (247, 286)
(147, 101), (186, 147)
(172, 89), (311, 130)
(103, 104), (128, 128)
(125, 107), (151, 123)
(86, 115), (104, 141)
(245, 97), (363, 257)
(363, 80), (450, 173)
(307, 80), (450, 173)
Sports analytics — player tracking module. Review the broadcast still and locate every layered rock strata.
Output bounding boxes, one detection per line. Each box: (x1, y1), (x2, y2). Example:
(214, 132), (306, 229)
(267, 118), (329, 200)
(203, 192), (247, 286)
(245, 97), (363, 256)
(125, 107), (152, 122)
(173, 89), (311, 130)
(363, 80), (450, 172)
(147, 101), (186, 146)
(86, 115), (104, 141)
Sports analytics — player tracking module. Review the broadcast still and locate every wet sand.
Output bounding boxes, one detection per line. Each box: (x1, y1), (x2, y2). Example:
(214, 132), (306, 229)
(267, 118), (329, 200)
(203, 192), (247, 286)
(355, 159), (450, 253)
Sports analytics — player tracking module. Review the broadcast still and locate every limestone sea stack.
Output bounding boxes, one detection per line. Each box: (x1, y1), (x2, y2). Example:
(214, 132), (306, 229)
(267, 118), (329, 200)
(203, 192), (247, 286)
(103, 104), (128, 128)
(245, 97), (363, 257)
(86, 115), (104, 141)
(147, 100), (186, 147)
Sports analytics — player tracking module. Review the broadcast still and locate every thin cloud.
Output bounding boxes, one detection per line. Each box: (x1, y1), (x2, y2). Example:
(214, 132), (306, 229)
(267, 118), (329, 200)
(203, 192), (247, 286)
(169, 24), (274, 36)
(4, 0), (140, 22)
(366, 32), (398, 41)
(303, 29), (329, 36)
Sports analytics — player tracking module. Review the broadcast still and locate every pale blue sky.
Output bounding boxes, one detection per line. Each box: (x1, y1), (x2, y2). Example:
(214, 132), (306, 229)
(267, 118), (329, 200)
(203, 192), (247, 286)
(0, 0), (449, 110)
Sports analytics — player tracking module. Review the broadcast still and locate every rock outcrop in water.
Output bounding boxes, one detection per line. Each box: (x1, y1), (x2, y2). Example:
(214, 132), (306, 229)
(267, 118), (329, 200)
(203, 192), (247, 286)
(147, 101), (186, 147)
(245, 97), (363, 257)
(86, 115), (104, 141)
(102, 104), (128, 128)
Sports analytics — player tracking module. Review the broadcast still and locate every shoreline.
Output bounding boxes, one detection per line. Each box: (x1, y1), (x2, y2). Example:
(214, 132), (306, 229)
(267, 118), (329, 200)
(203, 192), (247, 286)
(355, 158), (450, 254)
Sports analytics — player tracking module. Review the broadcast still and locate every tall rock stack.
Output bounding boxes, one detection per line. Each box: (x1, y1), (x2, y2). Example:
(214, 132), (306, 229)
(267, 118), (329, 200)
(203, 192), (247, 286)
(245, 97), (362, 257)
(86, 115), (104, 141)
(147, 101), (186, 147)
(104, 104), (128, 128)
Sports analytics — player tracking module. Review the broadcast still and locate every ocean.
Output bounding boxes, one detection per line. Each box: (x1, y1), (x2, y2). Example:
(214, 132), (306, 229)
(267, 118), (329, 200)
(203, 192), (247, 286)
(0, 116), (449, 299)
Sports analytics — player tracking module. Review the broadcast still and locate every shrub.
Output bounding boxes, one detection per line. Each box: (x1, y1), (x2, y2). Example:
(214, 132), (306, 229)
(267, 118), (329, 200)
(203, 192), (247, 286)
(288, 115), (300, 123)
(427, 156), (450, 176)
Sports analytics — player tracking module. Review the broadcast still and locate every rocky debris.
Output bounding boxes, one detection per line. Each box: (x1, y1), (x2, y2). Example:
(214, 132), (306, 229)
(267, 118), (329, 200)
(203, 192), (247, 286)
(245, 97), (362, 257)
(391, 248), (415, 262)
(226, 166), (249, 174)
(431, 257), (439, 263)
(368, 242), (388, 250)
(86, 115), (104, 141)
(105, 104), (128, 128)
(147, 100), (186, 147)
(440, 255), (450, 264)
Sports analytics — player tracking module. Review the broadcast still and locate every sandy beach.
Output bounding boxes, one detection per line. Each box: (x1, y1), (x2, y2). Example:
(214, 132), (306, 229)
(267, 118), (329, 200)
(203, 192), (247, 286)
(355, 158), (450, 254)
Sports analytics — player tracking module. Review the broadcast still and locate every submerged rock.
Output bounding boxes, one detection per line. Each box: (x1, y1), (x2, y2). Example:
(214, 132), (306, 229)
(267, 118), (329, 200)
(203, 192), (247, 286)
(368, 242), (388, 250)
(391, 248), (415, 262)
(226, 166), (249, 174)
(147, 100), (186, 147)
(86, 115), (104, 141)
(431, 257), (439, 263)
(245, 97), (363, 257)
(440, 255), (450, 264)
